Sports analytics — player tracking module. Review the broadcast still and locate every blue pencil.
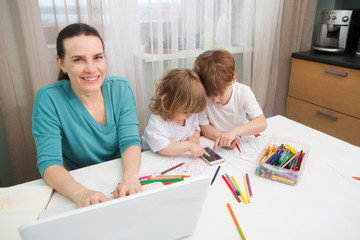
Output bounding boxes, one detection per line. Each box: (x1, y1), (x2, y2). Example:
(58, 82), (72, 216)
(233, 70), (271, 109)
(211, 166), (221, 185)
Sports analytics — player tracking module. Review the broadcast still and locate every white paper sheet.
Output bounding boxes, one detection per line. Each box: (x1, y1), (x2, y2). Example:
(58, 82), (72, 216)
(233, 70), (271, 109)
(0, 185), (53, 240)
(328, 154), (360, 185)
(214, 134), (270, 173)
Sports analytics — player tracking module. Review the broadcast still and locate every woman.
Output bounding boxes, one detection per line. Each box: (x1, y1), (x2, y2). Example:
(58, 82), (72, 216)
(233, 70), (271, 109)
(32, 23), (142, 207)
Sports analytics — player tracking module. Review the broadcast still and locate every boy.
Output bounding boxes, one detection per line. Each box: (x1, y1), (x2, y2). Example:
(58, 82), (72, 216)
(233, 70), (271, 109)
(193, 49), (267, 150)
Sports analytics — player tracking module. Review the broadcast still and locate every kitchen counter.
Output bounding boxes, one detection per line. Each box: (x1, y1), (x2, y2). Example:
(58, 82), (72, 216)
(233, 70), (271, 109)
(292, 51), (360, 70)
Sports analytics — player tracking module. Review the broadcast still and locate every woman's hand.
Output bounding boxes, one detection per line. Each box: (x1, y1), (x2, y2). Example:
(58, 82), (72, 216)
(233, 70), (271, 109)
(73, 188), (109, 208)
(113, 175), (143, 198)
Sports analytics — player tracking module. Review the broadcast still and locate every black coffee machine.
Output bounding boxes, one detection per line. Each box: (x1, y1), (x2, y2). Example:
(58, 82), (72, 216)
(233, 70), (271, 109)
(312, 10), (360, 54)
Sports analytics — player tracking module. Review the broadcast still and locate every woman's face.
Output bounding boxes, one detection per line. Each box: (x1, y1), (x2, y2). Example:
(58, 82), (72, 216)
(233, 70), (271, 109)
(56, 35), (106, 96)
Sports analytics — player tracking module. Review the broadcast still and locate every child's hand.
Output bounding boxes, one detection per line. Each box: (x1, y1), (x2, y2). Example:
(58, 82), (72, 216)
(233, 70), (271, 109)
(190, 143), (210, 157)
(187, 136), (200, 144)
(229, 138), (240, 149)
(213, 131), (238, 150)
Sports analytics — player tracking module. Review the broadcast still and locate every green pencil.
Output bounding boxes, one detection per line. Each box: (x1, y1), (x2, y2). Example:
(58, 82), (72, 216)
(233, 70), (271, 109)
(140, 178), (184, 184)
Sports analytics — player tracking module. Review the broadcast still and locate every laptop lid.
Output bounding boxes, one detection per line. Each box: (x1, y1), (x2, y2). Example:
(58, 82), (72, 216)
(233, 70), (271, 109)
(19, 176), (210, 240)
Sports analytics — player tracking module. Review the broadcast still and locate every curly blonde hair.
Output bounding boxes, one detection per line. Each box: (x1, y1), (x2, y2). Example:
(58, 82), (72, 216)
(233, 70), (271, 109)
(150, 69), (207, 121)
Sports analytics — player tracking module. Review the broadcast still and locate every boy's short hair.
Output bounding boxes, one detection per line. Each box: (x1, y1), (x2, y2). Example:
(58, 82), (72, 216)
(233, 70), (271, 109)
(193, 49), (235, 96)
(149, 69), (207, 121)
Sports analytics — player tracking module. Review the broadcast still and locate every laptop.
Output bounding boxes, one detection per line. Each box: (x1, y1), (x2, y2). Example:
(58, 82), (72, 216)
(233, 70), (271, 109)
(19, 175), (210, 240)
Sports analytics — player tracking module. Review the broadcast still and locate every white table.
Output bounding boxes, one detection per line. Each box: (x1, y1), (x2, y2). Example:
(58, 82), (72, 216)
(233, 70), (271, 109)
(17, 116), (360, 239)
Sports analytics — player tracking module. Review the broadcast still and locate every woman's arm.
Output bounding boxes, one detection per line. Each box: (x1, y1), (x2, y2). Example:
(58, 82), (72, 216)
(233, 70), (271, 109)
(113, 145), (143, 198)
(43, 165), (109, 208)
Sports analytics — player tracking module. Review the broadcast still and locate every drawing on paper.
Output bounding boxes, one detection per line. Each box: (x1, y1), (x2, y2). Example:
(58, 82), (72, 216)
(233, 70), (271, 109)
(215, 134), (270, 164)
(161, 156), (209, 175)
(140, 153), (209, 177)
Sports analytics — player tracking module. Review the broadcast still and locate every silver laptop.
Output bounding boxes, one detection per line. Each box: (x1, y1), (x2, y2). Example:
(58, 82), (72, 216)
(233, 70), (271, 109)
(19, 176), (210, 240)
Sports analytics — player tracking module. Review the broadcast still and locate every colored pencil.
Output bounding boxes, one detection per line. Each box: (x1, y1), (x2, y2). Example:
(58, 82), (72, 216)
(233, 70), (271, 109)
(155, 175), (190, 178)
(271, 175), (295, 184)
(231, 176), (247, 204)
(245, 173), (253, 197)
(147, 176), (184, 180)
(285, 144), (297, 154)
(211, 166), (221, 185)
(140, 178), (184, 184)
(235, 143), (241, 153)
(259, 146), (270, 162)
(243, 175), (250, 203)
(138, 175), (152, 180)
(226, 174), (240, 196)
(227, 203), (246, 240)
(222, 175), (241, 203)
(352, 176), (360, 181)
(161, 162), (185, 175)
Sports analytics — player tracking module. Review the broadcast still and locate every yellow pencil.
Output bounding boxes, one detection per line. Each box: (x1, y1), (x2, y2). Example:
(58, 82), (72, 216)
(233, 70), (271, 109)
(231, 176), (247, 204)
(285, 144), (297, 154)
(244, 175), (250, 203)
(272, 175), (295, 184)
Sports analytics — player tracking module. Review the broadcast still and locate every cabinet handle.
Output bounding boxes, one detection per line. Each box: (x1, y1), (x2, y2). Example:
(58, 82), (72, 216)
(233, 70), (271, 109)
(316, 110), (338, 120)
(324, 68), (347, 76)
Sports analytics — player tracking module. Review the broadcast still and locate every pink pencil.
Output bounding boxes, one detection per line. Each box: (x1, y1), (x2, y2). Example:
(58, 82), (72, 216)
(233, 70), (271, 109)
(282, 153), (299, 168)
(139, 175), (152, 180)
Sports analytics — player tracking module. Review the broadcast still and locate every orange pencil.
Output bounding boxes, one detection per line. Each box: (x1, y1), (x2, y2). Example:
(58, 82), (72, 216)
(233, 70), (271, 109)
(227, 203), (246, 239)
(260, 146), (270, 162)
(352, 176), (360, 181)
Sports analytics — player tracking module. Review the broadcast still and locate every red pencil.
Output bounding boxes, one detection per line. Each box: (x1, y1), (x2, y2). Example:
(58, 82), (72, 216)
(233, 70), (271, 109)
(352, 176), (360, 181)
(222, 175), (241, 203)
(235, 143), (241, 153)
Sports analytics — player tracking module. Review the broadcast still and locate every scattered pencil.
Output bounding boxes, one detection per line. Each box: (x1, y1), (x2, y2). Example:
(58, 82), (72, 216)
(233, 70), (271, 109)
(245, 173), (253, 197)
(227, 203), (246, 240)
(161, 162), (185, 175)
(243, 175), (250, 203)
(139, 175), (152, 180)
(222, 175), (241, 203)
(231, 175), (247, 204)
(211, 166), (221, 185)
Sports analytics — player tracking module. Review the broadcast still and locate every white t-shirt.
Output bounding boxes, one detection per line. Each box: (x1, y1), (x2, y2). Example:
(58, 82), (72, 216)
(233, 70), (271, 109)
(198, 82), (263, 133)
(142, 114), (201, 152)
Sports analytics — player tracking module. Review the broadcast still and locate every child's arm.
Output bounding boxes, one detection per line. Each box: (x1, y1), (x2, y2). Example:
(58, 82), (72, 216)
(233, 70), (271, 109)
(158, 141), (209, 157)
(200, 124), (221, 140)
(214, 114), (267, 149)
(187, 130), (200, 144)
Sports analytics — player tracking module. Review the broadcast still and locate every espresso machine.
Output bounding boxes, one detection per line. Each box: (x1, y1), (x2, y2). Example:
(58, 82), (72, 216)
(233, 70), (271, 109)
(313, 10), (360, 53)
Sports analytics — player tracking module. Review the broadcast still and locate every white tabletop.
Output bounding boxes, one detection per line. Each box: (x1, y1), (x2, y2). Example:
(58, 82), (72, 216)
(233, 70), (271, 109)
(19, 115), (360, 239)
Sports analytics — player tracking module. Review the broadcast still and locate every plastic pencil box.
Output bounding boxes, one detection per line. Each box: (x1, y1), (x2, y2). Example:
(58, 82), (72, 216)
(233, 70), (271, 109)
(255, 138), (310, 185)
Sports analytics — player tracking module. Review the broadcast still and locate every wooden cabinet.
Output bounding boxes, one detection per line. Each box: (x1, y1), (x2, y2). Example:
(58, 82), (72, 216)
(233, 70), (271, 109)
(286, 58), (360, 146)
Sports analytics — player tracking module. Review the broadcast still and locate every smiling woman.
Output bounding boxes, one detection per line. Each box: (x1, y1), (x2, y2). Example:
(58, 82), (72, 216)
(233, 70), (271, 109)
(32, 23), (143, 208)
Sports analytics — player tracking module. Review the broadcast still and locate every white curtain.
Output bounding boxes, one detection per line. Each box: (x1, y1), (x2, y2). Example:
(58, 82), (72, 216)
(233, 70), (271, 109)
(102, 0), (146, 134)
(1, 0), (288, 184)
(130, 0), (255, 124)
(251, 0), (284, 116)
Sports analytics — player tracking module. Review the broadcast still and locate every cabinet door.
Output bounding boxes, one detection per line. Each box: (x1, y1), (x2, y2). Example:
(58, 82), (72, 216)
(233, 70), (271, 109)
(288, 58), (360, 118)
(286, 96), (360, 146)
